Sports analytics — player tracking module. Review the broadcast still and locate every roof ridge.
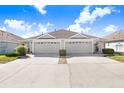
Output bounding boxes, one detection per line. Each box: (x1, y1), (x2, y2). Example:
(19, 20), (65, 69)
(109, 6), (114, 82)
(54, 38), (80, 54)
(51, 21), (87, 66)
(27, 29), (99, 39)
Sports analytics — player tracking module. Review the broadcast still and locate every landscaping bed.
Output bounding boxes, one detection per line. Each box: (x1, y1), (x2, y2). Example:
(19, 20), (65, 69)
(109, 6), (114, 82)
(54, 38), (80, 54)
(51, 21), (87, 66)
(0, 55), (17, 64)
(58, 56), (67, 64)
(0, 44), (29, 64)
(109, 55), (124, 63)
(58, 49), (67, 64)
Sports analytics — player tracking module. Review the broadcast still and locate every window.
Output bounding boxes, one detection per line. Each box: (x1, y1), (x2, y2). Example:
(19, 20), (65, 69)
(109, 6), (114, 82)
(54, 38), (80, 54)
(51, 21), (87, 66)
(57, 42), (60, 44)
(44, 42), (47, 44)
(79, 42), (81, 44)
(54, 42), (56, 44)
(41, 42), (43, 44)
(36, 42), (40, 44)
(48, 42), (50, 44)
(72, 42), (75, 44)
(75, 42), (78, 44)
(51, 42), (53, 44)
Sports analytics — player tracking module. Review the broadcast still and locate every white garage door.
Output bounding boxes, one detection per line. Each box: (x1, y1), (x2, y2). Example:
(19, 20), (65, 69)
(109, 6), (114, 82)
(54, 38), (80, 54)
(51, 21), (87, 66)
(65, 41), (93, 54)
(34, 41), (60, 54)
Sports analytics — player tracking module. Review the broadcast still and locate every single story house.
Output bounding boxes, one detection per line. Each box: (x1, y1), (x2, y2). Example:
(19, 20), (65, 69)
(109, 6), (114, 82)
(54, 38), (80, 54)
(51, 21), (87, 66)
(27, 29), (105, 55)
(104, 29), (124, 52)
(0, 30), (24, 54)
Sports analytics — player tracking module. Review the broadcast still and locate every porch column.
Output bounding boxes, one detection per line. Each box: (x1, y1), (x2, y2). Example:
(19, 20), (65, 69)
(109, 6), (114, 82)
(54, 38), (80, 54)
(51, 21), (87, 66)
(60, 39), (65, 49)
(32, 40), (35, 54)
(92, 39), (94, 53)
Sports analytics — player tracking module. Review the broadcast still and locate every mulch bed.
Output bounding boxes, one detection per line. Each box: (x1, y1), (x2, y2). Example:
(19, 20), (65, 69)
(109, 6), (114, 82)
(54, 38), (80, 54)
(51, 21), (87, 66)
(58, 56), (67, 64)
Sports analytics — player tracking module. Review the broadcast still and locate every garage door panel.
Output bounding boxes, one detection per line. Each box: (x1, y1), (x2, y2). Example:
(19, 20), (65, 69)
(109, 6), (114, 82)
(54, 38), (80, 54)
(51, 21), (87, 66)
(65, 41), (92, 54)
(34, 40), (93, 54)
(34, 42), (60, 54)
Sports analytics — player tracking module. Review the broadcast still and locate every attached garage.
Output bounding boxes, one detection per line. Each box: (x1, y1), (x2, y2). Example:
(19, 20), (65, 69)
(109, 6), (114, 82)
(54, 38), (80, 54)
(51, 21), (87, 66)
(33, 39), (94, 54)
(65, 40), (93, 54)
(34, 40), (60, 54)
(28, 29), (103, 54)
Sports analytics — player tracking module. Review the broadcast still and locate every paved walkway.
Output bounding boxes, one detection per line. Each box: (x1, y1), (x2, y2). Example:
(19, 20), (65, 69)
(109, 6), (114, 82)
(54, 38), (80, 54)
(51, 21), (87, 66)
(0, 55), (124, 88)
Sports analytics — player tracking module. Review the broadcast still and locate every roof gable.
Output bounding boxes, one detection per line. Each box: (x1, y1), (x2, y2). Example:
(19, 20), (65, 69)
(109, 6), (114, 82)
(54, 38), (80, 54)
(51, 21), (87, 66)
(37, 34), (56, 39)
(49, 29), (77, 39)
(69, 33), (88, 39)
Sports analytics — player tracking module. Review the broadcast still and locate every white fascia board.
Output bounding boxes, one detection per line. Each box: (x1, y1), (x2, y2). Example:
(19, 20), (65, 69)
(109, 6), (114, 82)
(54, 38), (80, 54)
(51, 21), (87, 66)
(37, 34), (56, 39)
(69, 33), (88, 39)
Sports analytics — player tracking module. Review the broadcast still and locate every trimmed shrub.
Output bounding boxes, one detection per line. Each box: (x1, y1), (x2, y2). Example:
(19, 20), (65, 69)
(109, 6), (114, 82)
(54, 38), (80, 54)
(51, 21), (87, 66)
(102, 48), (114, 54)
(104, 54), (114, 57)
(16, 45), (28, 56)
(6, 52), (19, 57)
(115, 52), (124, 56)
(59, 49), (66, 56)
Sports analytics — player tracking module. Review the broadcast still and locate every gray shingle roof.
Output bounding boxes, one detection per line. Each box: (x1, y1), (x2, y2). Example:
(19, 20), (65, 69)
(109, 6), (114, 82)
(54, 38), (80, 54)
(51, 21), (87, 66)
(103, 29), (124, 42)
(28, 29), (98, 39)
(0, 30), (24, 42)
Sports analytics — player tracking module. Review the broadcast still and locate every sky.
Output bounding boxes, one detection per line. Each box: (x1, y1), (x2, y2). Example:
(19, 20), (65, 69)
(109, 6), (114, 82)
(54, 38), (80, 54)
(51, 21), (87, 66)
(0, 5), (124, 38)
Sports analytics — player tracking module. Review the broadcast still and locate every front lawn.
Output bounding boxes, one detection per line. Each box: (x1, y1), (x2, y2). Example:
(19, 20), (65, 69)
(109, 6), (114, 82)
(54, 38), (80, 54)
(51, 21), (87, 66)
(109, 55), (124, 63)
(0, 55), (17, 63)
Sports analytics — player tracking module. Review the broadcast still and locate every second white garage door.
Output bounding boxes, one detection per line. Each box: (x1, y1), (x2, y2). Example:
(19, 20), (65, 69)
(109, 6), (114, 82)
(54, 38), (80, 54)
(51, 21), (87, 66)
(65, 41), (93, 54)
(34, 41), (60, 54)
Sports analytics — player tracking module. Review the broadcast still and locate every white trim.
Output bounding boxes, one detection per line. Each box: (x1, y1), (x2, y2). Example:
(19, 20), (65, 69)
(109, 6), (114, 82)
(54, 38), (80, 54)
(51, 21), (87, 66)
(69, 33), (88, 39)
(32, 40), (35, 53)
(37, 34), (56, 39)
(0, 40), (19, 44)
(47, 34), (56, 38)
(92, 39), (94, 53)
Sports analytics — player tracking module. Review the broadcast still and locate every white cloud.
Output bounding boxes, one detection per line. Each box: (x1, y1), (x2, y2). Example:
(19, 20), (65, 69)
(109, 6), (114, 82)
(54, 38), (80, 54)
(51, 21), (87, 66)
(22, 31), (39, 38)
(104, 24), (118, 32)
(68, 6), (119, 33)
(37, 23), (48, 34)
(4, 19), (53, 38)
(0, 27), (7, 31)
(67, 23), (91, 33)
(19, 22), (53, 38)
(46, 22), (54, 27)
(75, 6), (117, 24)
(84, 27), (91, 33)
(34, 5), (47, 15)
(4, 19), (31, 31)
(68, 23), (84, 33)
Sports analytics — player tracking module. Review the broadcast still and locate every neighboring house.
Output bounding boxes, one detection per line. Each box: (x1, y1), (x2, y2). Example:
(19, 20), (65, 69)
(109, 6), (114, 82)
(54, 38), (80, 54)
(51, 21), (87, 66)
(104, 30), (124, 52)
(0, 30), (24, 54)
(27, 29), (105, 54)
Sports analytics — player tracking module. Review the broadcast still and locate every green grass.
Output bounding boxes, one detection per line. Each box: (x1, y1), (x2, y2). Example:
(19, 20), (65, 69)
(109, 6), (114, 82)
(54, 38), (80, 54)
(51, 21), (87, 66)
(109, 55), (124, 63)
(0, 55), (17, 64)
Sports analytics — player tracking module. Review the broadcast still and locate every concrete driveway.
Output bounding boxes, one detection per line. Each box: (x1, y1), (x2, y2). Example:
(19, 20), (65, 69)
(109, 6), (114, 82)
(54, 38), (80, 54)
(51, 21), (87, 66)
(0, 55), (124, 88)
